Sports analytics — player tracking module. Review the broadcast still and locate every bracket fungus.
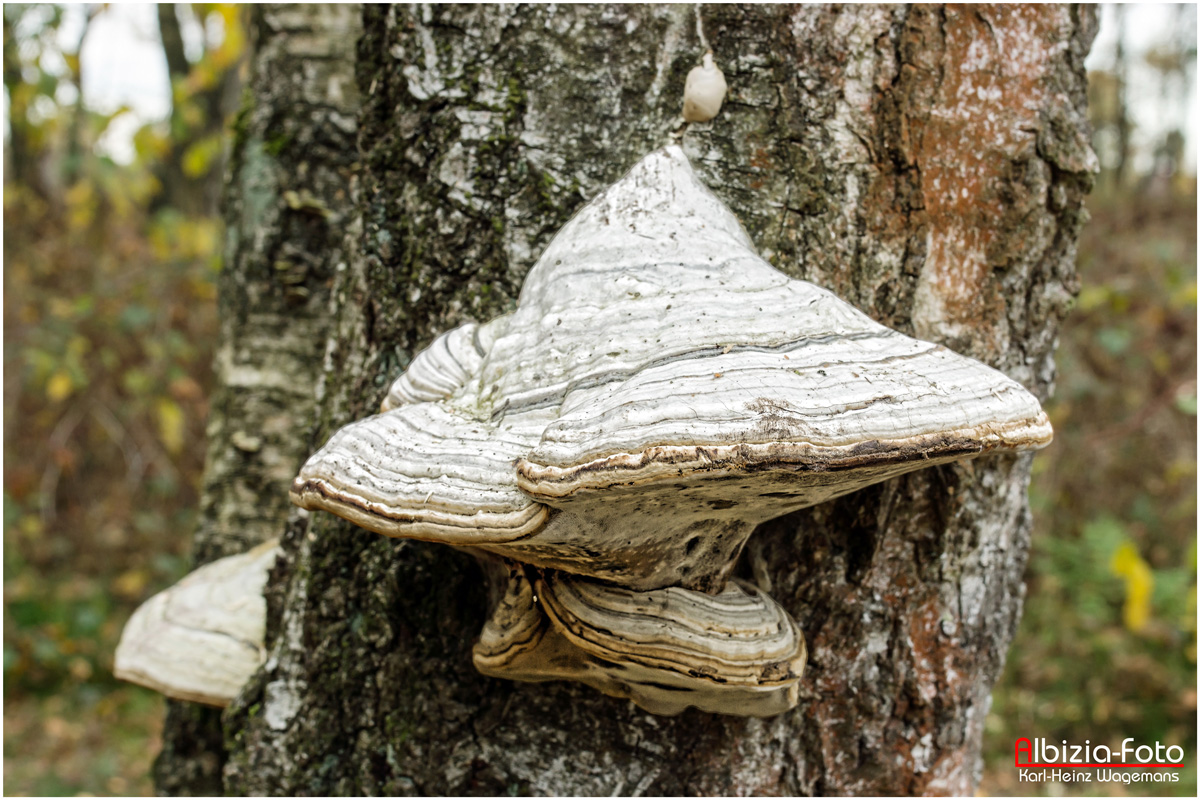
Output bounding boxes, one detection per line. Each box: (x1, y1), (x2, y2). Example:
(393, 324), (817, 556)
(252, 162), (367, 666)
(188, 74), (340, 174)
(114, 540), (279, 707)
(474, 564), (806, 717)
(291, 145), (1052, 715)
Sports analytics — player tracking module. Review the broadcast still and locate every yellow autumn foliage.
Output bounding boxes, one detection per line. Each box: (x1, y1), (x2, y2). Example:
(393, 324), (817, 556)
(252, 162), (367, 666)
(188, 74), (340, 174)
(1109, 541), (1155, 634)
(45, 370), (74, 403)
(155, 397), (186, 456)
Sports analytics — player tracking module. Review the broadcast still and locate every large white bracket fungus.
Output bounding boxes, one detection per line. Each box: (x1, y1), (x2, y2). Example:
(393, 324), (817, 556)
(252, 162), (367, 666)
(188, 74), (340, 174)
(114, 541), (279, 707)
(290, 145), (1051, 716)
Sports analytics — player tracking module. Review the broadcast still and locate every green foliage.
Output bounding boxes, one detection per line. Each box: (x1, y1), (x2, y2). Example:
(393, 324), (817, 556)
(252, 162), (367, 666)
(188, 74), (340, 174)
(4, 684), (167, 796)
(3, 4), (244, 795)
(983, 191), (1197, 795)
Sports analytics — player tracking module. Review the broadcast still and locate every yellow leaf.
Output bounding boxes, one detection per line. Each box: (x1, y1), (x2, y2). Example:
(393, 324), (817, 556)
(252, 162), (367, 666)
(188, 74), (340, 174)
(48, 297), (74, 318)
(67, 335), (91, 357)
(182, 135), (223, 179)
(156, 398), (186, 456)
(64, 180), (96, 229)
(18, 515), (43, 539)
(46, 370), (74, 403)
(1076, 285), (1110, 312)
(113, 569), (150, 599)
(1172, 279), (1198, 311)
(189, 276), (218, 301)
(1110, 542), (1154, 633)
(69, 657), (93, 681)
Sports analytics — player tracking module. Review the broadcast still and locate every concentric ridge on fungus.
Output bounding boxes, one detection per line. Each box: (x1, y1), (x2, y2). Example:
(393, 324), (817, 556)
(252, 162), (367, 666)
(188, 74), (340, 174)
(289, 144), (1052, 715)
(473, 564), (806, 717)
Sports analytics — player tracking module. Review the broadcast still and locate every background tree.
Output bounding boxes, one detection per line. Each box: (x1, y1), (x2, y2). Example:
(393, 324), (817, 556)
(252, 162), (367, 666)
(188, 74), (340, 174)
(155, 4), (1099, 794)
(153, 3), (245, 215)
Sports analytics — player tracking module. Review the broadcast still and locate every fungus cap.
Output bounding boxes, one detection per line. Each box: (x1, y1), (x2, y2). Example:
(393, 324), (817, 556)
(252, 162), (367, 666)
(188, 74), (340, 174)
(291, 145), (1051, 590)
(682, 52), (727, 123)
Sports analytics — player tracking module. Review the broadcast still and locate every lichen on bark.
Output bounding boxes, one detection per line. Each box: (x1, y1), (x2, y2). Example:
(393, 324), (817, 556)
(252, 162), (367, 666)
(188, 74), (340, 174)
(158, 4), (1097, 795)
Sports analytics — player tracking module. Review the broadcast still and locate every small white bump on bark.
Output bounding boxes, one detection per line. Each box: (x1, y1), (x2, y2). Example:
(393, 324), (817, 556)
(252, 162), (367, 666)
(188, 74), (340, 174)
(682, 52), (727, 123)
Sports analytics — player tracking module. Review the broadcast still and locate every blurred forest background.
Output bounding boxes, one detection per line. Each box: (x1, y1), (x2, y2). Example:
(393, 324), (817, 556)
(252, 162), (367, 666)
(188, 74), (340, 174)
(2, 4), (1196, 796)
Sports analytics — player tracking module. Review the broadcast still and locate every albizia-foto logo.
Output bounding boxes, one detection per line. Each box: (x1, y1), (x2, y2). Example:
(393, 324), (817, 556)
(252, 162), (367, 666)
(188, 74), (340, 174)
(1015, 737), (1186, 767)
(1014, 737), (1186, 785)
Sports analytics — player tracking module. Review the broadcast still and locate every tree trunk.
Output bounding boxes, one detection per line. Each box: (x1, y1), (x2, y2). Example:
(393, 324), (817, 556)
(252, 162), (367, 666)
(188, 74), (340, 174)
(157, 4), (1096, 795)
(1111, 4), (1130, 189)
(153, 4), (361, 794)
(153, 3), (248, 216)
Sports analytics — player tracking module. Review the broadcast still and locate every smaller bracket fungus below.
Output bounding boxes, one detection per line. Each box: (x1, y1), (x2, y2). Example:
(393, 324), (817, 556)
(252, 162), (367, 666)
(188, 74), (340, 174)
(114, 540), (279, 707)
(291, 145), (1052, 715)
(473, 563), (805, 717)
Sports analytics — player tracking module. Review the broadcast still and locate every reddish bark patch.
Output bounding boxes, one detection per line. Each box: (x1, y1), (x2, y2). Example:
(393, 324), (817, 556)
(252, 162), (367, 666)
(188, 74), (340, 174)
(902, 5), (1070, 355)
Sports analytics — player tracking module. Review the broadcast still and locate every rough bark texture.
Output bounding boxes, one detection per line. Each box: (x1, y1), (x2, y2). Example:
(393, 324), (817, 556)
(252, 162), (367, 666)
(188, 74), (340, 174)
(154, 4), (361, 794)
(158, 3), (1096, 795)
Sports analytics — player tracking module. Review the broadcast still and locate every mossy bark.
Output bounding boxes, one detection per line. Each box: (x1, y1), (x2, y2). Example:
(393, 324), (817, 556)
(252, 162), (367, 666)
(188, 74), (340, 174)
(158, 4), (1096, 795)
